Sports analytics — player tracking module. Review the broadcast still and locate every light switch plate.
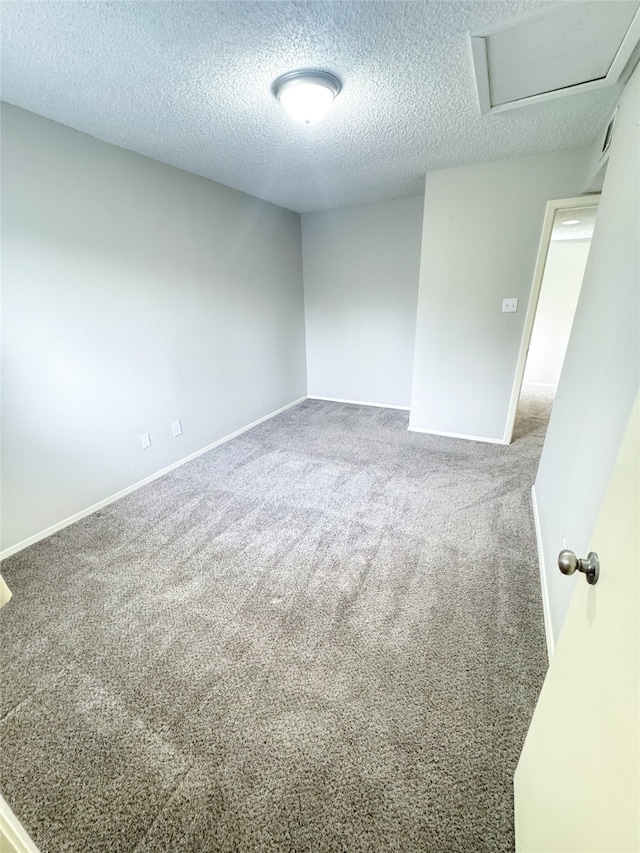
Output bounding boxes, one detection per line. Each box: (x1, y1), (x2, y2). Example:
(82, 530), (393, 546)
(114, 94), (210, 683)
(171, 420), (183, 437)
(502, 298), (519, 313)
(140, 433), (151, 449)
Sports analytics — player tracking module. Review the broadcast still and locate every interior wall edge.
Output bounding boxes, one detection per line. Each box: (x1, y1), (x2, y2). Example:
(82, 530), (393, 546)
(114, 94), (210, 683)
(308, 396), (410, 411)
(406, 426), (506, 445)
(301, 195), (424, 408)
(531, 483), (555, 662)
(0, 396), (307, 561)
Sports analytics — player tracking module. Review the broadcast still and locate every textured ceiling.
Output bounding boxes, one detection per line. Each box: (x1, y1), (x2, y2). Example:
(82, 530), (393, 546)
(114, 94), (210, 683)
(551, 206), (598, 241)
(0, 1), (632, 212)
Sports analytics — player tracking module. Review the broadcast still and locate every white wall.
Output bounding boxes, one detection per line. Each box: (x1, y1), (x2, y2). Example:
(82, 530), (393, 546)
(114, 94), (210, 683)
(523, 240), (591, 387)
(534, 64), (640, 646)
(409, 148), (591, 442)
(302, 196), (423, 408)
(1, 104), (307, 554)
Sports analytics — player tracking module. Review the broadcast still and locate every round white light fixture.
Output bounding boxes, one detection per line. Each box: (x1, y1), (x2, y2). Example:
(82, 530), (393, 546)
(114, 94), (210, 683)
(273, 70), (341, 124)
(562, 219), (581, 225)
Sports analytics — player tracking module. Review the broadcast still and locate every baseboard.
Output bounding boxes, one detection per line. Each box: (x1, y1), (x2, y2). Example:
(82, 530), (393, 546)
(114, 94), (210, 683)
(0, 795), (40, 853)
(522, 382), (558, 389)
(0, 396), (307, 561)
(407, 425), (506, 445)
(531, 484), (555, 661)
(308, 396), (410, 411)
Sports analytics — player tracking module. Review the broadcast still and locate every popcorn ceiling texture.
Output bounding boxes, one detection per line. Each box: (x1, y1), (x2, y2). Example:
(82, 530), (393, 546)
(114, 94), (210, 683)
(0, 391), (551, 852)
(0, 1), (623, 212)
(551, 205), (598, 241)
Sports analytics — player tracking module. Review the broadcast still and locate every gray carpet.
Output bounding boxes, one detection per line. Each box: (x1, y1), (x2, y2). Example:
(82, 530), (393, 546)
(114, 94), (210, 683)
(0, 388), (552, 853)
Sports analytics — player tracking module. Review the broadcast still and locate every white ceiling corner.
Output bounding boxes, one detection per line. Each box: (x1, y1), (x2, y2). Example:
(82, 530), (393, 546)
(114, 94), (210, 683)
(0, 1), (634, 213)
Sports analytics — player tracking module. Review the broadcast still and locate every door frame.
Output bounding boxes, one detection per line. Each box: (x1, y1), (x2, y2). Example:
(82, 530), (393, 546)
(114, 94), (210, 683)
(503, 194), (601, 445)
(0, 794), (40, 853)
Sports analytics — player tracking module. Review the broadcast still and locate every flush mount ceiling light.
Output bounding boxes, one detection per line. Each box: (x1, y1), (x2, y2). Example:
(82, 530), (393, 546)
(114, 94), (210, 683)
(273, 70), (341, 124)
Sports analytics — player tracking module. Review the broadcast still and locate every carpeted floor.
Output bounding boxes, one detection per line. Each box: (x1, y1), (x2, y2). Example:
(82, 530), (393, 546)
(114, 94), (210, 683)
(0, 387), (552, 853)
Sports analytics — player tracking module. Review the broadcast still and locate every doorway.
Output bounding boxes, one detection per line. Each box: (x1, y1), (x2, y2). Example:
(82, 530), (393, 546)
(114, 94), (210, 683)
(504, 196), (600, 444)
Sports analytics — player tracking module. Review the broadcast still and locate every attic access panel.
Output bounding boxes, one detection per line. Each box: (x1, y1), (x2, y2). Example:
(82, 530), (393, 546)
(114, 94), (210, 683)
(471, 1), (640, 114)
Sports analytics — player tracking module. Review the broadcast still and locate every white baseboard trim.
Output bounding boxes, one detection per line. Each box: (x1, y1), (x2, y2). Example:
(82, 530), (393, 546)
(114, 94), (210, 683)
(522, 382), (558, 389)
(308, 396), (410, 411)
(0, 396), (307, 562)
(531, 484), (555, 662)
(407, 425), (506, 445)
(0, 794), (40, 853)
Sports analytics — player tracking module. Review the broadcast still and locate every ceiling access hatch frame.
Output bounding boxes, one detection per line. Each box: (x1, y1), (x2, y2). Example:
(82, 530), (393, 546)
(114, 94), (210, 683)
(470, 1), (640, 115)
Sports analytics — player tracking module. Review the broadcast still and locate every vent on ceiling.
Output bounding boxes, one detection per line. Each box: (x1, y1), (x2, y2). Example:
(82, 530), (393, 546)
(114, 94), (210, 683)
(470, 1), (640, 115)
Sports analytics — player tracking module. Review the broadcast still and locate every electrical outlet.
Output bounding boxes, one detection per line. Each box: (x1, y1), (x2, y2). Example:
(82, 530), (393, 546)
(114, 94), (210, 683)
(171, 420), (183, 437)
(140, 433), (151, 449)
(502, 298), (518, 313)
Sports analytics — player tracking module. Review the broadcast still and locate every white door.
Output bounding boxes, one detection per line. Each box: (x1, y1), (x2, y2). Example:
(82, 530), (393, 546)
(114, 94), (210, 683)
(514, 395), (639, 852)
